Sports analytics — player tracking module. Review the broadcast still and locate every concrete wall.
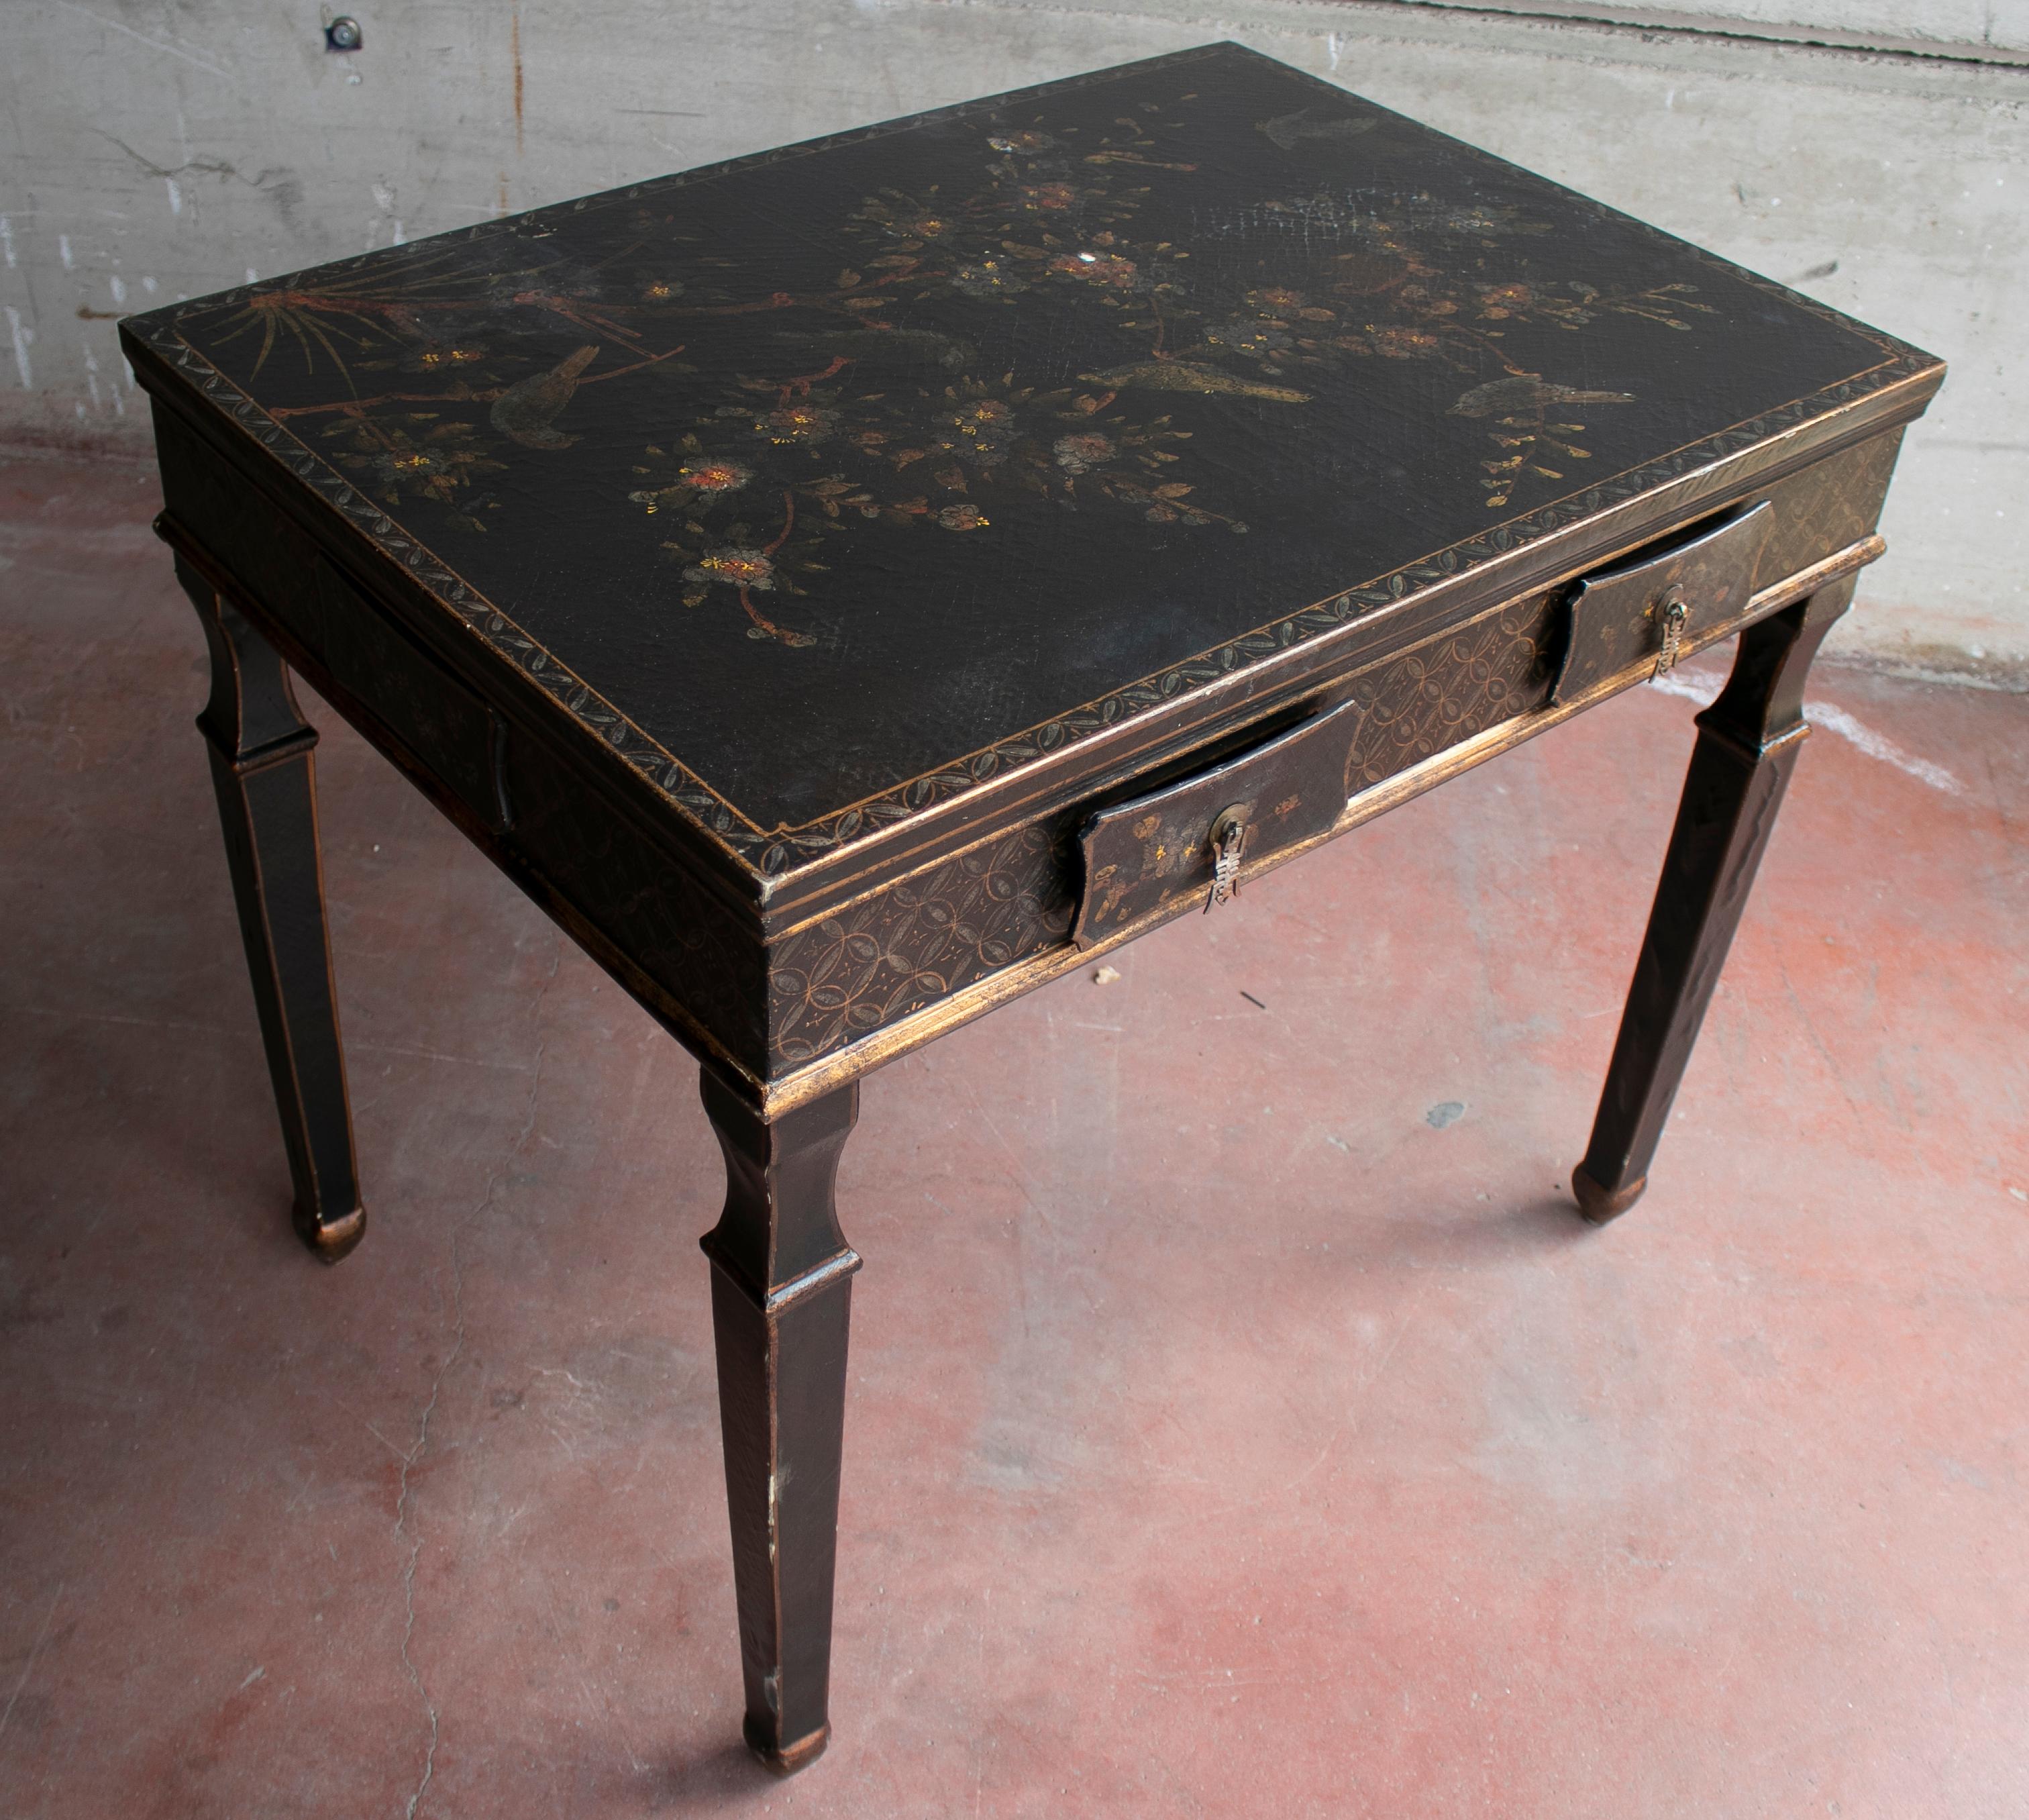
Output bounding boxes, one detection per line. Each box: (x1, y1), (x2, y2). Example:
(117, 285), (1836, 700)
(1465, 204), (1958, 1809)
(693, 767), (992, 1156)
(1419, 0), (2029, 60)
(5, 0), (2023, 673)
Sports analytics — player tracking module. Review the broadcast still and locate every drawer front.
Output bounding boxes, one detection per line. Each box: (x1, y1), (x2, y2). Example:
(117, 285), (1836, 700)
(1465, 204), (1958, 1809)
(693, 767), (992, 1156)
(1552, 500), (1773, 703)
(1072, 695), (1363, 948)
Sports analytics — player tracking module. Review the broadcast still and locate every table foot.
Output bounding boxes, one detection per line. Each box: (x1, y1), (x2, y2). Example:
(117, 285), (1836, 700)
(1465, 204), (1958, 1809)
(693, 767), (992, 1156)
(745, 1718), (831, 1775)
(1571, 1167), (1645, 1225)
(296, 1201), (368, 1262)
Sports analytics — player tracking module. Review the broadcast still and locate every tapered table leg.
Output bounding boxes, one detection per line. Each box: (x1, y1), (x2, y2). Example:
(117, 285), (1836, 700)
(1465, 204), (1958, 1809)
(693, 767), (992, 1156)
(699, 1072), (861, 1773)
(1573, 578), (1855, 1224)
(177, 556), (366, 1261)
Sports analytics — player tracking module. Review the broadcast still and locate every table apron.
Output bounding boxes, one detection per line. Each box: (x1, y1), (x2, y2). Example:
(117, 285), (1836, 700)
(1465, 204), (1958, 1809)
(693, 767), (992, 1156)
(760, 525), (1885, 1113)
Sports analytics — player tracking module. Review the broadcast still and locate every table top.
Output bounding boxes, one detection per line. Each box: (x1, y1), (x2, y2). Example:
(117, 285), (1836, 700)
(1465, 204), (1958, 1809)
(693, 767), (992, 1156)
(127, 42), (1932, 876)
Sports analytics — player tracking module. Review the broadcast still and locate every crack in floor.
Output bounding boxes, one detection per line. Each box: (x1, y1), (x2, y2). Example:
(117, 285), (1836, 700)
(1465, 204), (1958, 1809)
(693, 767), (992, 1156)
(394, 936), (562, 1819)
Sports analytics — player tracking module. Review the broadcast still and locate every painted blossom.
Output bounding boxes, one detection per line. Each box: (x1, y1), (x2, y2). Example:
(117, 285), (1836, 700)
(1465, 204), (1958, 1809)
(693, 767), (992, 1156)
(951, 398), (1014, 435)
(677, 458), (751, 493)
(760, 403), (838, 444)
(1052, 432), (1115, 474)
(685, 547), (776, 591)
(1476, 283), (1534, 317)
(1206, 318), (1294, 360)
(1368, 326), (1442, 358)
(1047, 252), (1138, 289)
(951, 260), (1029, 299)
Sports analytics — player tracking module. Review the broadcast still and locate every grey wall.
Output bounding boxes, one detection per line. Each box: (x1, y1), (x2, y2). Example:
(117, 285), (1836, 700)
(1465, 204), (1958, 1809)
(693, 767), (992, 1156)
(1419, 0), (2029, 60)
(4, 0), (2022, 673)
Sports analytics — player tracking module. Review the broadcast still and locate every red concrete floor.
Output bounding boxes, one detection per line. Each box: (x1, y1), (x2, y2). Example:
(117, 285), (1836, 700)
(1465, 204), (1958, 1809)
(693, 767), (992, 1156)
(2, 448), (2026, 1819)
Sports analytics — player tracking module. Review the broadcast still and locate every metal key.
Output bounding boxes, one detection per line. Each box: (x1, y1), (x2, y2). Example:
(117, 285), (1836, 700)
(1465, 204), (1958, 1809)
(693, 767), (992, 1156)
(1204, 809), (1249, 913)
(1654, 585), (1689, 677)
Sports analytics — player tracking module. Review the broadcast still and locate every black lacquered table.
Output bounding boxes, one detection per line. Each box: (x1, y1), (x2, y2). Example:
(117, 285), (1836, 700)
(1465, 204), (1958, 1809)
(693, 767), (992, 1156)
(123, 43), (1941, 1770)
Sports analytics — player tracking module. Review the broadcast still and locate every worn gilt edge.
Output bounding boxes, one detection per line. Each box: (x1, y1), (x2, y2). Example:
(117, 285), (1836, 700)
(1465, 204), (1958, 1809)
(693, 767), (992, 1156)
(760, 378), (1926, 930)
(141, 309), (1930, 895)
(743, 348), (1934, 876)
(760, 435), (1898, 939)
(123, 39), (1940, 880)
(751, 532), (1888, 1115)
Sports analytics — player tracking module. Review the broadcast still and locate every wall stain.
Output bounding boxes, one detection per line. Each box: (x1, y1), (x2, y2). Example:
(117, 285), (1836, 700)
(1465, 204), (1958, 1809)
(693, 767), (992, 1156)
(512, 11), (525, 156)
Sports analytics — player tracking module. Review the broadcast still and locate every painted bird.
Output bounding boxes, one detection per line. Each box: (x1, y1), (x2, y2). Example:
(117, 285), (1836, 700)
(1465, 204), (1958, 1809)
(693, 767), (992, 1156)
(490, 343), (599, 448)
(1084, 362), (1310, 404)
(1448, 375), (1635, 417)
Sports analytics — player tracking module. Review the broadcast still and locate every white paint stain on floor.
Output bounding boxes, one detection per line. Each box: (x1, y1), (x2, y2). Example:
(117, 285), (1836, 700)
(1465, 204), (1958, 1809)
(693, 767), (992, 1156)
(5, 307), (33, 389)
(1649, 666), (1963, 795)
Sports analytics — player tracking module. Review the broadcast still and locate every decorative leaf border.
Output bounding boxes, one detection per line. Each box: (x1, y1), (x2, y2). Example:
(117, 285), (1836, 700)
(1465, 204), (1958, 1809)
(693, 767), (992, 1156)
(122, 44), (1942, 879)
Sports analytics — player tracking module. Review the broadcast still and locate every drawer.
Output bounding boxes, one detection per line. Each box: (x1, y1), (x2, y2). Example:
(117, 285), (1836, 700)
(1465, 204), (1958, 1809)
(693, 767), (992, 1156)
(1072, 695), (1362, 947)
(1551, 499), (1773, 704)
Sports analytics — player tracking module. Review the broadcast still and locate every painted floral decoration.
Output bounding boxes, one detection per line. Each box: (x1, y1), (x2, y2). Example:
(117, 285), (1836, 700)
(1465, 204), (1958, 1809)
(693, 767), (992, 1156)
(211, 81), (1726, 646)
